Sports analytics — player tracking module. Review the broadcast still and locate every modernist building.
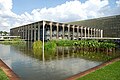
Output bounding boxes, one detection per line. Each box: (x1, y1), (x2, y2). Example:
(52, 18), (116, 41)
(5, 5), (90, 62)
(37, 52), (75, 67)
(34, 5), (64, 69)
(10, 20), (103, 41)
(69, 15), (120, 38)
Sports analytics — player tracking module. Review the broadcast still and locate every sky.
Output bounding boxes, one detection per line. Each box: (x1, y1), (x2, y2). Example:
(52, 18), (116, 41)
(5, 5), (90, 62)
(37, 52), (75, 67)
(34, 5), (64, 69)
(0, 0), (120, 31)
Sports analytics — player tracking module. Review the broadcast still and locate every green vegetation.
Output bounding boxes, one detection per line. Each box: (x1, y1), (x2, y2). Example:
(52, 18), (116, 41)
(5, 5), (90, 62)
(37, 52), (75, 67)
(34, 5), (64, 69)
(32, 40), (116, 55)
(32, 41), (56, 58)
(44, 41), (57, 51)
(77, 60), (120, 80)
(0, 31), (9, 36)
(52, 40), (116, 49)
(0, 69), (9, 80)
(32, 41), (43, 56)
(0, 38), (26, 47)
(33, 40), (56, 51)
(32, 40), (117, 60)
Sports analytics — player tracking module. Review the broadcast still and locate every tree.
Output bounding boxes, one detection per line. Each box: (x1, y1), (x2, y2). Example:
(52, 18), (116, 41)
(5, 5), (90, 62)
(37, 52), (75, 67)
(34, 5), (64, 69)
(3, 31), (8, 36)
(0, 31), (3, 36)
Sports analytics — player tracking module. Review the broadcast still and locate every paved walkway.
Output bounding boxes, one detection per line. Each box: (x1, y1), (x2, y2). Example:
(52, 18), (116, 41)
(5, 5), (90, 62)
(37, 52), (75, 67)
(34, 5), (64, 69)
(0, 59), (20, 80)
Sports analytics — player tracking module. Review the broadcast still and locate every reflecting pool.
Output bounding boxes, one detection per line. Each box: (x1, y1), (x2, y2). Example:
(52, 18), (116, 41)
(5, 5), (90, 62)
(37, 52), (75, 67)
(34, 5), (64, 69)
(0, 42), (120, 80)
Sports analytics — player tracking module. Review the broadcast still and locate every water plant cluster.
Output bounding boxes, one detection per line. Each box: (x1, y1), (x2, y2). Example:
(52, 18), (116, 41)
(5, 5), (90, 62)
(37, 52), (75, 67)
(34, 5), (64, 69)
(32, 41), (56, 58)
(32, 40), (116, 53)
(33, 40), (56, 51)
(32, 40), (116, 59)
(52, 40), (116, 49)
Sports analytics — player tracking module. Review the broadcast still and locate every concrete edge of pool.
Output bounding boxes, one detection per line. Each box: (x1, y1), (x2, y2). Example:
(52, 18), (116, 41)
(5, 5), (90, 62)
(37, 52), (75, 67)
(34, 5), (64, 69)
(65, 58), (120, 80)
(0, 59), (20, 80)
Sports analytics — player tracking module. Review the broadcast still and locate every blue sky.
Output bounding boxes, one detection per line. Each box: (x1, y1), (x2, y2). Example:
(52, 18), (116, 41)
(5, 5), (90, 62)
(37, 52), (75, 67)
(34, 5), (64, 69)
(12, 0), (70, 14)
(12, 0), (117, 14)
(0, 0), (120, 31)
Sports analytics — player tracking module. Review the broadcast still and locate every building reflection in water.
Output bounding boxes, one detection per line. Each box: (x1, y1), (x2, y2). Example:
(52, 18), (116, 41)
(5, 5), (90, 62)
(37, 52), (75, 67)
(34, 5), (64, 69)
(14, 42), (119, 62)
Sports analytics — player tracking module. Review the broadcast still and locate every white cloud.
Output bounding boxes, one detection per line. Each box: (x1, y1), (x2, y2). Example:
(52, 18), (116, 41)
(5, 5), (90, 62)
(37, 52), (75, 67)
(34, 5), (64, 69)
(0, 0), (33, 31)
(116, 0), (120, 7)
(0, 0), (120, 32)
(29, 0), (109, 22)
(0, 0), (12, 10)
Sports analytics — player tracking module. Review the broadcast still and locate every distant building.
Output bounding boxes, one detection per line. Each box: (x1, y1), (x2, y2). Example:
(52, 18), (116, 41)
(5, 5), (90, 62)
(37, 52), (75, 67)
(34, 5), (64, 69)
(10, 20), (103, 41)
(69, 15), (120, 38)
(0, 36), (20, 40)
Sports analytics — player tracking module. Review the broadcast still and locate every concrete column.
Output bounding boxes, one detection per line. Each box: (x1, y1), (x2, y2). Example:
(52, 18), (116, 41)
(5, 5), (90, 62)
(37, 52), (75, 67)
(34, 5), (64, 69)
(24, 27), (25, 39)
(96, 29), (98, 37)
(21, 28), (22, 39)
(31, 25), (33, 41)
(42, 21), (46, 61)
(99, 29), (101, 38)
(34, 24), (36, 41)
(77, 26), (79, 40)
(67, 25), (70, 40)
(18, 28), (20, 36)
(56, 23), (59, 39)
(38, 22), (40, 40)
(28, 25), (29, 41)
(24, 27), (26, 39)
(22, 27), (24, 39)
(97, 29), (99, 37)
(84, 27), (86, 38)
(20, 28), (22, 38)
(50, 22), (52, 40)
(81, 26), (83, 39)
(62, 24), (65, 39)
(87, 28), (90, 38)
(101, 30), (103, 38)
(94, 28), (96, 37)
(23, 27), (24, 39)
(91, 28), (92, 37)
(25, 26), (27, 40)
(72, 25), (74, 40)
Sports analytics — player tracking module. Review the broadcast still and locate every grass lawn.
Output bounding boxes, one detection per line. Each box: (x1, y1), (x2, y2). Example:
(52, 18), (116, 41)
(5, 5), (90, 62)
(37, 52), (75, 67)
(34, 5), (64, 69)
(77, 60), (120, 80)
(0, 69), (9, 80)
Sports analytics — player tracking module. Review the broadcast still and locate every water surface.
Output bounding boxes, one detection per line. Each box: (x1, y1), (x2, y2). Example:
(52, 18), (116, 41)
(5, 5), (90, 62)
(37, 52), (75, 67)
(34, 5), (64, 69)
(1, 43), (118, 80)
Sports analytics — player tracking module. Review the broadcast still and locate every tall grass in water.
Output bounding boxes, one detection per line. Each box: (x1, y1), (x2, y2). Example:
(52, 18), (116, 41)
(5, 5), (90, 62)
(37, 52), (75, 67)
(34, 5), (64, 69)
(32, 41), (57, 57)
(32, 41), (43, 56)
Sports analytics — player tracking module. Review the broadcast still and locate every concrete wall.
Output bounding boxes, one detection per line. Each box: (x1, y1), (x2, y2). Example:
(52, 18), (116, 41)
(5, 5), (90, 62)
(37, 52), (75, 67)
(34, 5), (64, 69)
(69, 15), (120, 38)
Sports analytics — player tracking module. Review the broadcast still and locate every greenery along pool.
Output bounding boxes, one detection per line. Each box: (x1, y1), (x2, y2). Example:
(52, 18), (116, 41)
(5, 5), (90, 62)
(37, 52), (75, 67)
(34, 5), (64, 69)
(32, 40), (118, 61)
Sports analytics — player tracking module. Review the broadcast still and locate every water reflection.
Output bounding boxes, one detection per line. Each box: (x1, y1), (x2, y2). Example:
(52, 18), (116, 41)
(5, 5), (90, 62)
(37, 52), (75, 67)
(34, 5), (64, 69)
(16, 42), (120, 62)
(0, 42), (120, 80)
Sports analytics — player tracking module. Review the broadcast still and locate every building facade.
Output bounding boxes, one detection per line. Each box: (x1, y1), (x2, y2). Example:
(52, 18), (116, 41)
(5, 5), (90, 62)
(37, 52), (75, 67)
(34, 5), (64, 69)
(10, 20), (103, 41)
(69, 15), (120, 38)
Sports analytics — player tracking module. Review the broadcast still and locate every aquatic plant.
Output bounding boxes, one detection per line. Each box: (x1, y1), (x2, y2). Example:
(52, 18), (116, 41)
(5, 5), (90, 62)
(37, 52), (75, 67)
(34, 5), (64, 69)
(54, 40), (116, 49)
(32, 41), (43, 55)
(32, 41), (57, 56)
(44, 41), (56, 51)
